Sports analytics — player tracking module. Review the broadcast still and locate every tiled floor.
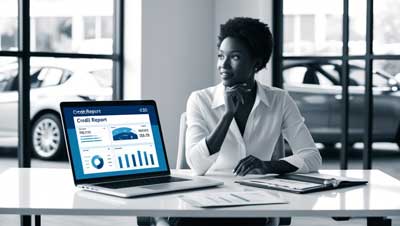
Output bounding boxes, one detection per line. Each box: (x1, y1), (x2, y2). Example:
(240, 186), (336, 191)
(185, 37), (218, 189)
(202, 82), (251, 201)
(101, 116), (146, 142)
(0, 143), (399, 226)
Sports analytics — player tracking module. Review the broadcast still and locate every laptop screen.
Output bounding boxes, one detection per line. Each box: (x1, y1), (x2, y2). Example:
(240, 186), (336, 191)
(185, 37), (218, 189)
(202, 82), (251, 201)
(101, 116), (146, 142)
(61, 101), (169, 181)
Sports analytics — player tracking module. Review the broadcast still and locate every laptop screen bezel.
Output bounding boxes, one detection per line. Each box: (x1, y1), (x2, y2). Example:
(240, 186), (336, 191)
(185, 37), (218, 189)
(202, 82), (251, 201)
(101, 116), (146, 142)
(60, 100), (172, 185)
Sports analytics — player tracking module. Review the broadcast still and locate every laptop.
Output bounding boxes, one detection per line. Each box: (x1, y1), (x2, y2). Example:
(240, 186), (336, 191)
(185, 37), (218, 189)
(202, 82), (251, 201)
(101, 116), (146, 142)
(60, 100), (222, 198)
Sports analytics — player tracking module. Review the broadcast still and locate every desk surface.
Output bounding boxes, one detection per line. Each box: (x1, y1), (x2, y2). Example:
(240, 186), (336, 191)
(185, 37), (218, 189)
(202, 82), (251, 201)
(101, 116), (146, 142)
(0, 168), (399, 217)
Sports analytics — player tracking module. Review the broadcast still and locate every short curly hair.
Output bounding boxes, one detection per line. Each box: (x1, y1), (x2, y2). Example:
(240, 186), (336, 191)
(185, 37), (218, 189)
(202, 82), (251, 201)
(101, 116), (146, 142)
(217, 17), (273, 72)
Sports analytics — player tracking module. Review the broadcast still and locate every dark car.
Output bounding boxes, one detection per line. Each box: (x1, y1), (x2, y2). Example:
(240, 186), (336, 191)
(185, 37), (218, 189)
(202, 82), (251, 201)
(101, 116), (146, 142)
(283, 61), (400, 149)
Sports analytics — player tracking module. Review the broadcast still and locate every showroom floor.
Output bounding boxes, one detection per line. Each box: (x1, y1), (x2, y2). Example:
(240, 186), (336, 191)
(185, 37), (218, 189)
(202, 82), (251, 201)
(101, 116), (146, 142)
(0, 143), (399, 226)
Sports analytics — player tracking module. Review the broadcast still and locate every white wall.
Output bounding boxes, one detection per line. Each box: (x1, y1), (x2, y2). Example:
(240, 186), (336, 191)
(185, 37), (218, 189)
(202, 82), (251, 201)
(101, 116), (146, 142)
(124, 0), (273, 167)
(140, 0), (215, 167)
(124, 0), (142, 99)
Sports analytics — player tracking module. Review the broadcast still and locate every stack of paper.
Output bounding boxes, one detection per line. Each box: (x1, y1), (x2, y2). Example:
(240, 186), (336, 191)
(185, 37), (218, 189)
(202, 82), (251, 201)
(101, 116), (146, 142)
(179, 191), (287, 208)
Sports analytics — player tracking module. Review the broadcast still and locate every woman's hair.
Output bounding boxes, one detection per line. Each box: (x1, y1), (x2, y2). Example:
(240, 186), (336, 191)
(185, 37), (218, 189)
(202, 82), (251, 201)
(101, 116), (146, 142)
(218, 17), (273, 72)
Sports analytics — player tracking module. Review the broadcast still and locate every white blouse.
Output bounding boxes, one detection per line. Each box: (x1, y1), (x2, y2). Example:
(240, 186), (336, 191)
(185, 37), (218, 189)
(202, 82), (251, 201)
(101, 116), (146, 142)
(185, 81), (322, 176)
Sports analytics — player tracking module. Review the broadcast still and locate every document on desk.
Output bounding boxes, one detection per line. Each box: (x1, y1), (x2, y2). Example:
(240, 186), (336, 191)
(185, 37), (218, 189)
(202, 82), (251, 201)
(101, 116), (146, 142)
(179, 191), (287, 208)
(235, 173), (368, 194)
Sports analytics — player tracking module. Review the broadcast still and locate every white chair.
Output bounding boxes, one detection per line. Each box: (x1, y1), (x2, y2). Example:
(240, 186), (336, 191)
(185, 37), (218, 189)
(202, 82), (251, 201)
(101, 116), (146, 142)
(176, 112), (189, 170)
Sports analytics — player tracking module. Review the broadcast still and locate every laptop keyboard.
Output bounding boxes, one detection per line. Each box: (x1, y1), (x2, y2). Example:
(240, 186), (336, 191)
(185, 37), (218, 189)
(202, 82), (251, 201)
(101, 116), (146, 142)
(95, 176), (189, 189)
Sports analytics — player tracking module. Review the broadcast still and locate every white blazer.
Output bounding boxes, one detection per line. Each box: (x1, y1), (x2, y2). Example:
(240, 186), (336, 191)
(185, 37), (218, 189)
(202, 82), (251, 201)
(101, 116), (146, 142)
(185, 81), (322, 176)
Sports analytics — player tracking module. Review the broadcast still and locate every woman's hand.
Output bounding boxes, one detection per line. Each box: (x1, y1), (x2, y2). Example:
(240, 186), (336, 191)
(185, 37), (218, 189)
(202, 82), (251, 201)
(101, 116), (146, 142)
(224, 83), (250, 115)
(233, 155), (273, 176)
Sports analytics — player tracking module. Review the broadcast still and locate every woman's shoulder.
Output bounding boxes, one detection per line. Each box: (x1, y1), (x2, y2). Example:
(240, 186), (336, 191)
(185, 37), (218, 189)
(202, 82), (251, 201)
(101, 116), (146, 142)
(188, 84), (220, 104)
(258, 83), (289, 96)
(189, 84), (220, 99)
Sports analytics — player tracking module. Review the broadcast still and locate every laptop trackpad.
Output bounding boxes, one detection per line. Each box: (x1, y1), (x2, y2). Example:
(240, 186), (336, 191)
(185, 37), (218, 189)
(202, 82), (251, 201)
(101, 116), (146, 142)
(143, 183), (178, 190)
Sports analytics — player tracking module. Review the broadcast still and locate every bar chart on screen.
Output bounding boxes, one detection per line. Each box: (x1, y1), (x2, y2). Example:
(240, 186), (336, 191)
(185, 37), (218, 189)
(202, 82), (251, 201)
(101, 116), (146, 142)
(82, 145), (159, 173)
(117, 149), (157, 169)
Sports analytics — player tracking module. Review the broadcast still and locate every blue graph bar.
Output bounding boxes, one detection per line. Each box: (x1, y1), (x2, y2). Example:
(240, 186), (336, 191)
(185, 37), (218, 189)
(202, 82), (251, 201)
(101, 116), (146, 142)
(137, 150), (143, 166)
(131, 154), (137, 167)
(144, 151), (149, 165)
(125, 154), (130, 168)
(150, 154), (154, 165)
(118, 156), (123, 168)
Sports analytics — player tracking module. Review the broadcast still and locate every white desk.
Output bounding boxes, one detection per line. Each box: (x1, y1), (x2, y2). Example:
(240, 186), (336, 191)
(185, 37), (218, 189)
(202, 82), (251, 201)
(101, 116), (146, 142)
(0, 168), (399, 226)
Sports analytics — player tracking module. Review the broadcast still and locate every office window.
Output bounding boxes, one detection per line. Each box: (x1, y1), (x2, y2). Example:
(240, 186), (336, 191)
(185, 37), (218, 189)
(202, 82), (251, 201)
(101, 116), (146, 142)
(349, 0), (366, 55)
(0, 1), (17, 51)
(0, 0), (123, 164)
(374, 0), (400, 54)
(0, 19), (18, 51)
(31, 0), (113, 54)
(283, 0), (342, 56)
(276, 0), (400, 169)
(32, 17), (73, 52)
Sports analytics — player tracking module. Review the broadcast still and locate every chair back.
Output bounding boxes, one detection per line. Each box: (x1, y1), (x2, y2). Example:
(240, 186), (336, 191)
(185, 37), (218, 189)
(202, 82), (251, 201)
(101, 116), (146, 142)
(176, 112), (189, 169)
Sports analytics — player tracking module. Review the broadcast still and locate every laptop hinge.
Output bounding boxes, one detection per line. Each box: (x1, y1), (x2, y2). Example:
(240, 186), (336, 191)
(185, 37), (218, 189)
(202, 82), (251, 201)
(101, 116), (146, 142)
(94, 174), (173, 185)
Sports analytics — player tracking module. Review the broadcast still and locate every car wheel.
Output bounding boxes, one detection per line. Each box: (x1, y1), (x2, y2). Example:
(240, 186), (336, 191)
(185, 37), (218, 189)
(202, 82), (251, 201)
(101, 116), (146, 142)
(31, 113), (65, 160)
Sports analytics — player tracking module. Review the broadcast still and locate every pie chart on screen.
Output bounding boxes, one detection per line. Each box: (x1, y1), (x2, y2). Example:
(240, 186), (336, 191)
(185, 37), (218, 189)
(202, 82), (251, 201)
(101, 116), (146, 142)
(91, 155), (105, 169)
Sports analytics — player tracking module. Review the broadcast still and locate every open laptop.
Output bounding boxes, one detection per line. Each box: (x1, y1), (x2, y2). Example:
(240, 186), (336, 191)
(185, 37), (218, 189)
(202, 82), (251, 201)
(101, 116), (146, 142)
(60, 100), (222, 198)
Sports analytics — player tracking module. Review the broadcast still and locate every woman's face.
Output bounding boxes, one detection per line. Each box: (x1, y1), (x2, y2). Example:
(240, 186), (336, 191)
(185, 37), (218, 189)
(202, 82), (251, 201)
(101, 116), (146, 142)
(217, 37), (257, 87)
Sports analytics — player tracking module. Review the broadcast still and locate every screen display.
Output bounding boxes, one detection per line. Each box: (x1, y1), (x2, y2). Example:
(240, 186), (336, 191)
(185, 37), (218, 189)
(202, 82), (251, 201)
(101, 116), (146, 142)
(62, 104), (168, 180)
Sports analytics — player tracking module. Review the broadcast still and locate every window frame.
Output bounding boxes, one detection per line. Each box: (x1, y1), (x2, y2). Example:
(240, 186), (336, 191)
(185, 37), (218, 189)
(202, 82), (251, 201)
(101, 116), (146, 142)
(0, 0), (124, 169)
(273, 0), (400, 169)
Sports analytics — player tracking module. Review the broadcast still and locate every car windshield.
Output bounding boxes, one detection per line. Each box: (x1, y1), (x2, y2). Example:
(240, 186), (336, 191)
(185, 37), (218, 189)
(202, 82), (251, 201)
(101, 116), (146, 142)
(321, 64), (390, 87)
(90, 69), (112, 87)
(0, 69), (18, 91)
(349, 68), (390, 87)
(31, 67), (65, 88)
(0, 72), (12, 91)
(0, 67), (70, 91)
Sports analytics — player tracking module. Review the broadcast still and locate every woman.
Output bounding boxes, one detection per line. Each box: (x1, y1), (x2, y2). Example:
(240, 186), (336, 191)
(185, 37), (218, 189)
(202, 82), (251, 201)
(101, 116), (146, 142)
(186, 17), (321, 177)
(182, 17), (321, 226)
(151, 17), (322, 226)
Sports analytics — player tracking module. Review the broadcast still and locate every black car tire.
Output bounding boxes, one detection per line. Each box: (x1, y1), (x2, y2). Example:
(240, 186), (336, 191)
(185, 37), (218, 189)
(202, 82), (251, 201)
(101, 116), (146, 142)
(31, 113), (66, 160)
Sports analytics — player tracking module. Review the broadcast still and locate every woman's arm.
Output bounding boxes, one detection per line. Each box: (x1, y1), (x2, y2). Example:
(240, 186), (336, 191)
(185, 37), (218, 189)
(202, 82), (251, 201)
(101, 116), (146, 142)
(186, 87), (245, 175)
(205, 113), (234, 155)
(185, 92), (215, 175)
(279, 92), (322, 173)
(233, 91), (322, 176)
(233, 156), (298, 176)
(206, 85), (244, 154)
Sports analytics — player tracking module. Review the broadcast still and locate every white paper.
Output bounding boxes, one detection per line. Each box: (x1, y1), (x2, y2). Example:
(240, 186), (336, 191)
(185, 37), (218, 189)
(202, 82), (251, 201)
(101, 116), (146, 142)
(247, 178), (321, 190)
(179, 191), (287, 208)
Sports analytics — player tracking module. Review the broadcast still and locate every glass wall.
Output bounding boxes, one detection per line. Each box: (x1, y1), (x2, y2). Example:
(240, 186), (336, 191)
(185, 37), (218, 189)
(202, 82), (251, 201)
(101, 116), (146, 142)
(283, 0), (342, 56)
(31, 0), (113, 54)
(0, 0), (121, 162)
(280, 0), (400, 170)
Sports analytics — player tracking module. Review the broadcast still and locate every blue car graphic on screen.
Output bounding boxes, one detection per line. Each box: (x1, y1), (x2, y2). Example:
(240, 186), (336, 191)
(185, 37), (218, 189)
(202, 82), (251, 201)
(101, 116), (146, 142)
(112, 127), (138, 140)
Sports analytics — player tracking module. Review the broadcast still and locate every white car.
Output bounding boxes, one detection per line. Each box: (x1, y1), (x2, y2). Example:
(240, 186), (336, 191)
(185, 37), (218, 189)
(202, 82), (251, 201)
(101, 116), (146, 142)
(0, 59), (112, 160)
